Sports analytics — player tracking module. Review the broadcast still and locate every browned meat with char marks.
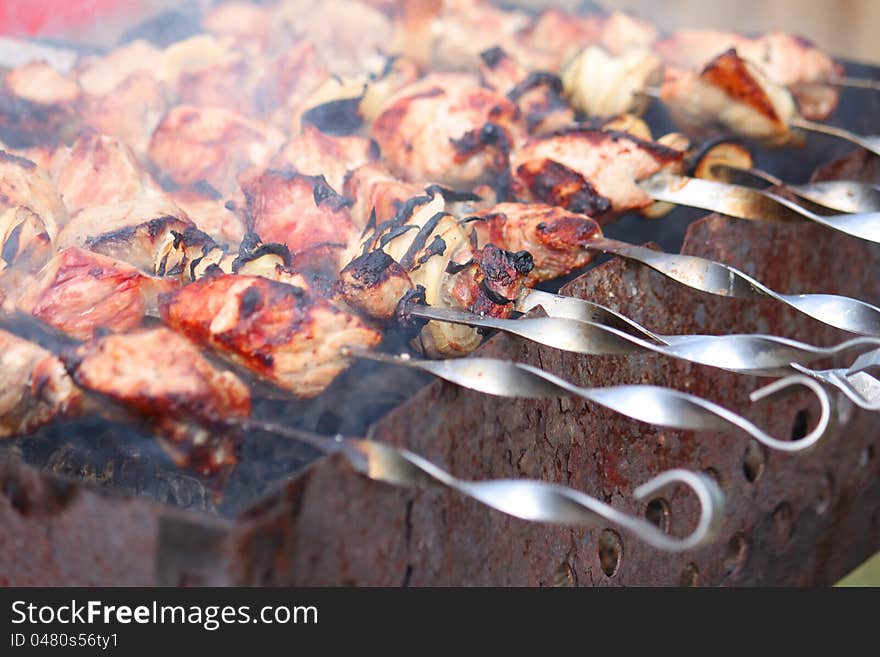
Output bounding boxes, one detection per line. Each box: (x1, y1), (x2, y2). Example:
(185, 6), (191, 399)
(50, 131), (161, 214)
(0, 205), (53, 272)
(16, 247), (178, 340)
(70, 327), (250, 474)
(343, 161), (426, 229)
(467, 202), (601, 284)
(159, 274), (381, 398)
(511, 128), (684, 220)
(242, 169), (355, 273)
(447, 243), (533, 318)
(660, 49), (798, 144)
(0, 329), (82, 438)
(168, 184), (246, 248)
(148, 105), (283, 195)
(0, 150), (68, 240)
(273, 126), (378, 194)
(338, 249), (414, 322)
(371, 74), (524, 186)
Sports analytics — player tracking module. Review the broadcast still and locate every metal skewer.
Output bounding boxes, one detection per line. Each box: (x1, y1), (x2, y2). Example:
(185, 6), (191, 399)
(232, 419), (725, 552)
(408, 302), (880, 376)
(791, 363), (880, 411)
(580, 236), (880, 337)
(826, 75), (880, 93)
(707, 163), (880, 214)
(639, 173), (880, 244)
(352, 352), (831, 453)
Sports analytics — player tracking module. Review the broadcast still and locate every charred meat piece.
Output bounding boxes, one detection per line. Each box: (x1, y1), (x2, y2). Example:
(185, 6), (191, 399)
(511, 128), (684, 220)
(447, 243), (533, 318)
(272, 125), (379, 193)
(168, 184), (246, 248)
(660, 49), (798, 144)
(70, 327), (250, 475)
(655, 29), (842, 121)
(467, 202), (601, 284)
(479, 48), (573, 135)
(80, 72), (168, 159)
(148, 105), (283, 195)
(0, 61), (80, 148)
(159, 274), (381, 398)
(16, 247), (178, 340)
(50, 131), (161, 214)
(0, 329), (82, 438)
(371, 73), (524, 186)
(343, 161), (427, 229)
(241, 169), (355, 273)
(0, 205), (53, 272)
(0, 150), (68, 240)
(338, 249), (414, 322)
(57, 196), (194, 276)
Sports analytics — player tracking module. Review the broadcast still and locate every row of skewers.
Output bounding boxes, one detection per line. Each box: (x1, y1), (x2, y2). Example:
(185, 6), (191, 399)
(1, 0), (878, 551)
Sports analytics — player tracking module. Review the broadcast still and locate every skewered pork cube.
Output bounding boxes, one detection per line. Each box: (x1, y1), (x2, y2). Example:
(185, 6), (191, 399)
(168, 184), (246, 248)
(0, 151), (68, 240)
(148, 105), (284, 195)
(0, 61), (80, 148)
(660, 49), (798, 145)
(15, 247), (178, 340)
(159, 274), (382, 398)
(50, 131), (162, 214)
(272, 125), (379, 194)
(56, 196), (193, 275)
(343, 161), (427, 229)
(0, 205), (53, 273)
(510, 128), (684, 221)
(70, 327), (250, 474)
(561, 46), (662, 119)
(0, 329), (82, 438)
(446, 243), (533, 319)
(465, 202), (601, 285)
(479, 48), (573, 135)
(371, 73), (525, 187)
(654, 29), (842, 121)
(241, 169), (356, 274)
(79, 72), (168, 159)
(338, 249), (415, 323)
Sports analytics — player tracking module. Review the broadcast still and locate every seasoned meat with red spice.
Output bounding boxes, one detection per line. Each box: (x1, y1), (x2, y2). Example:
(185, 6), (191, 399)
(50, 131), (161, 214)
(660, 49), (798, 144)
(511, 128), (684, 220)
(0, 329), (82, 438)
(371, 74), (524, 186)
(70, 327), (250, 474)
(466, 202), (601, 284)
(241, 169), (356, 273)
(0, 151), (68, 240)
(159, 274), (381, 397)
(148, 105), (283, 195)
(15, 248), (178, 340)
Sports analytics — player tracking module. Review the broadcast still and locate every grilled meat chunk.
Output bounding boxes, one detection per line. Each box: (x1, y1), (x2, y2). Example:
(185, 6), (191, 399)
(467, 202), (601, 284)
(159, 274), (381, 398)
(511, 128), (684, 220)
(148, 105), (283, 195)
(56, 196), (194, 275)
(0, 329), (81, 438)
(50, 131), (161, 214)
(371, 74), (524, 186)
(655, 29), (842, 120)
(660, 49), (798, 144)
(168, 184), (246, 248)
(447, 243), (533, 318)
(343, 162), (426, 229)
(338, 249), (415, 322)
(241, 169), (355, 273)
(0, 61), (80, 147)
(76, 40), (163, 97)
(16, 248), (178, 340)
(272, 125), (378, 193)
(70, 327), (250, 474)
(0, 150), (68, 240)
